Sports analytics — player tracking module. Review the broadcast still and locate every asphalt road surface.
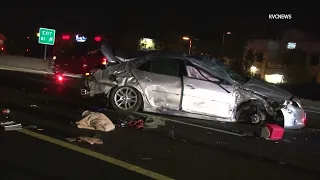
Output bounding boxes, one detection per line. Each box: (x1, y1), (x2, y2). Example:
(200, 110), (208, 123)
(0, 131), (149, 180)
(1, 70), (320, 180)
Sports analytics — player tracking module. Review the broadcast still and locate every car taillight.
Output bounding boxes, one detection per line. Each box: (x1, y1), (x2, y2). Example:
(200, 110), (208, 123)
(57, 75), (63, 82)
(1, 47), (3, 51)
(102, 58), (107, 65)
(302, 113), (307, 125)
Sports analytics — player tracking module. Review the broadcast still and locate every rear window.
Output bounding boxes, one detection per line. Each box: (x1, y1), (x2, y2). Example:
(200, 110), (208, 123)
(55, 40), (102, 57)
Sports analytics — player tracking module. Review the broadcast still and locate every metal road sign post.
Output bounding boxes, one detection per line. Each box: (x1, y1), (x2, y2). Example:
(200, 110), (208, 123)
(38, 27), (56, 59)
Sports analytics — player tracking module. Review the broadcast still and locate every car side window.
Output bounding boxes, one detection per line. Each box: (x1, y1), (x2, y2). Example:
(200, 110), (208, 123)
(186, 64), (220, 82)
(137, 58), (180, 77)
(150, 58), (180, 77)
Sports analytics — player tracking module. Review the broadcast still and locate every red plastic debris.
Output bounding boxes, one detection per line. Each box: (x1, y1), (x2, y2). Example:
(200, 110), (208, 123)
(261, 124), (284, 140)
(127, 120), (144, 130)
(1, 109), (10, 114)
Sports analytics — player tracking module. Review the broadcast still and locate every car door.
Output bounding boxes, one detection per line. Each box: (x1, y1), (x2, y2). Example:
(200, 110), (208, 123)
(181, 62), (235, 118)
(132, 57), (183, 110)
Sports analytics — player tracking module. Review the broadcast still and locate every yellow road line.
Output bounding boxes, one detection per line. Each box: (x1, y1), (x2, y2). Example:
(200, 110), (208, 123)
(19, 129), (175, 180)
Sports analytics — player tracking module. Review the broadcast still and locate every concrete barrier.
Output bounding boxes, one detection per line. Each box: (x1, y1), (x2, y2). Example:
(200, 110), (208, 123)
(0, 55), (82, 78)
(0, 55), (49, 72)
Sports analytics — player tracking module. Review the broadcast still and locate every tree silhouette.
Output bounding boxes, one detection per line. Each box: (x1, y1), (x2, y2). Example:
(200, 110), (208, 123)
(283, 49), (312, 83)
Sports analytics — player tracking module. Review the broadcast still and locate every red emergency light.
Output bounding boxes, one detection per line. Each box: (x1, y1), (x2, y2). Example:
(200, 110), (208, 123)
(102, 57), (107, 65)
(62, 35), (70, 40)
(94, 36), (101, 42)
(57, 75), (63, 82)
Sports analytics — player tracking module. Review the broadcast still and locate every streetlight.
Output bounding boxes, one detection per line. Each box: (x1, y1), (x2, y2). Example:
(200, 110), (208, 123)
(221, 31), (231, 55)
(182, 36), (192, 55)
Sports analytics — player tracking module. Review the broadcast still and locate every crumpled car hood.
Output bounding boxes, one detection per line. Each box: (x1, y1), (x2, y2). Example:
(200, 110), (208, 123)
(241, 78), (292, 100)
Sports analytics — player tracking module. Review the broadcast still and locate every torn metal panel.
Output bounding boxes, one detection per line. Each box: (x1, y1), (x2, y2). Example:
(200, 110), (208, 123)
(132, 69), (182, 110)
(242, 78), (292, 100)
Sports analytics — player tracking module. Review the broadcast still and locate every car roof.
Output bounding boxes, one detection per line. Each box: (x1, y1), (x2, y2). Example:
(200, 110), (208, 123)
(137, 51), (197, 61)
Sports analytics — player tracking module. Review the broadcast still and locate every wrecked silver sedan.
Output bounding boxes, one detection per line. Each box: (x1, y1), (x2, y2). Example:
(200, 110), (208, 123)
(81, 44), (306, 129)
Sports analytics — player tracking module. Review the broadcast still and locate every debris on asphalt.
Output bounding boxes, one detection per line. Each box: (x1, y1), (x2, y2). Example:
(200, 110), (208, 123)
(1, 109), (10, 114)
(28, 94), (34, 98)
(78, 136), (103, 145)
(216, 141), (226, 144)
(0, 121), (22, 131)
(113, 114), (166, 130)
(25, 125), (37, 129)
(169, 129), (175, 139)
(65, 133), (103, 145)
(261, 124), (284, 140)
(116, 115), (145, 129)
(76, 110), (115, 132)
(30, 104), (38, 108)
(25, 125), (44, 131)
(127, 120), (144, 130)
(144, 116), (166, 129)
(65, 138), (77, 142)
(241, 132), (257, 137)
(140, 156), (153, 161)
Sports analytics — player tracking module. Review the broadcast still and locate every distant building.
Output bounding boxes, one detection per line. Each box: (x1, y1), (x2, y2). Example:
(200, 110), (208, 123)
(243, 29), (320, 83)
(138, 38), (163, 51)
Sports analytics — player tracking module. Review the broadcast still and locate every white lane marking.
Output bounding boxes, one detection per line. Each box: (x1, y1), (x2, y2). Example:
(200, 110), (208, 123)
(0, 66), (51, 74)
(305, 109), (320, 114)
(27, 78), (54, 84)
(136, 112), (244, 137)
(305, 127), (320, 132)
(64, 73), (82, 78)
(0, 65), (82, 78)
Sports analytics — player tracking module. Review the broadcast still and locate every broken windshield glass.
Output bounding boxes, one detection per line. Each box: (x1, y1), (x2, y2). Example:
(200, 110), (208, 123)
(191, 56), (246, 84)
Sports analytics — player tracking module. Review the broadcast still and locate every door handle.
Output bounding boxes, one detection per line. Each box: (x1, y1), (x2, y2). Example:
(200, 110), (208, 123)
(186, 84), (196, 89)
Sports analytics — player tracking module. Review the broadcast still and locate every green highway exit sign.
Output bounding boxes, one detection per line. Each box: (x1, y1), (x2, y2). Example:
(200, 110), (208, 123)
(38, 27), (56, 45)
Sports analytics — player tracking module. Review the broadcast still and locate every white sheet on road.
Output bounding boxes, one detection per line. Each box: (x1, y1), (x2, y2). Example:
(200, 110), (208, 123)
(76, 110), (115, 132)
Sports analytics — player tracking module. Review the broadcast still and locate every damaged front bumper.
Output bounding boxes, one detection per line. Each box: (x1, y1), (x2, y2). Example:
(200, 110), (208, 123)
(281, 102), (306, 129)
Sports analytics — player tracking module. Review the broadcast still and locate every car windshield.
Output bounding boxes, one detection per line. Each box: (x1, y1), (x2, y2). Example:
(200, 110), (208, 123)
(191, 55), (247, 84)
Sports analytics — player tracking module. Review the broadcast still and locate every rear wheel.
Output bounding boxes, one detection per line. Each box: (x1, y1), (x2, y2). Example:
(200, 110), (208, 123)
(109, 86), (142, 113)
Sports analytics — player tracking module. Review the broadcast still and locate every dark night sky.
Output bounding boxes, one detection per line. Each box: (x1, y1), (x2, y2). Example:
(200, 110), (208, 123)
(2, 7), (319, 42)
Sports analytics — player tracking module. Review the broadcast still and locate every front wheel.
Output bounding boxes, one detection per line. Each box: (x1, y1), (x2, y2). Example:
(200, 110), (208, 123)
(109, 86), (142, 113)
(236, 103), (267, 126)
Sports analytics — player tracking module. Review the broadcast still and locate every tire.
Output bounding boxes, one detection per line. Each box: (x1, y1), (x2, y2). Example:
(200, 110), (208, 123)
(109, 86), (142, 113)
(236, 101), (266, 126)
